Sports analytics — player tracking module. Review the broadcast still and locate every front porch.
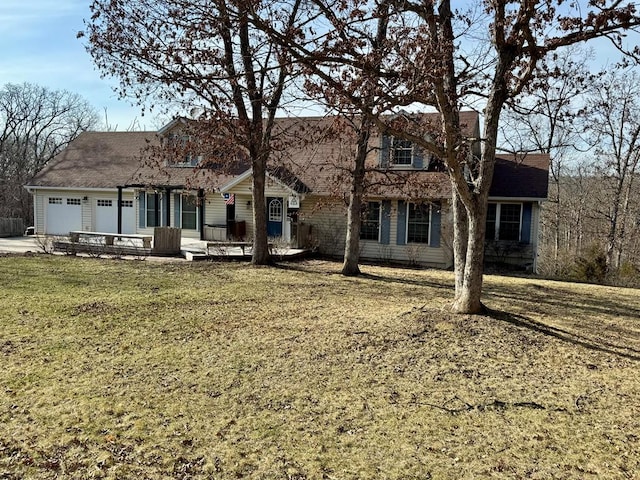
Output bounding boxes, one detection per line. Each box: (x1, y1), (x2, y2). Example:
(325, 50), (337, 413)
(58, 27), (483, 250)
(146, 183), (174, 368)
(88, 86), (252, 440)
(180, 238), (310, 261)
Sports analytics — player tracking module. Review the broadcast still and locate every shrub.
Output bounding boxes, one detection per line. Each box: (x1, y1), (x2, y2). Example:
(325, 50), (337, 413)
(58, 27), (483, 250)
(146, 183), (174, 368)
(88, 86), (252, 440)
(611, 261), (640, 288)
(572, 243), (607, 284)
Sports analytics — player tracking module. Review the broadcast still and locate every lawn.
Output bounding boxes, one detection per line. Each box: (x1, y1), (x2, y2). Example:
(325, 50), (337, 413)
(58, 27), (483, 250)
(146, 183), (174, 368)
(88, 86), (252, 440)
(1, 255), (639, 479)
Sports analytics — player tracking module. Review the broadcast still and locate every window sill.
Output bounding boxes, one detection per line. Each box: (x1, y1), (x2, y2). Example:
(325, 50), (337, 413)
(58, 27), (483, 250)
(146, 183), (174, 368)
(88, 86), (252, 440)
(383, 164), (424, 170)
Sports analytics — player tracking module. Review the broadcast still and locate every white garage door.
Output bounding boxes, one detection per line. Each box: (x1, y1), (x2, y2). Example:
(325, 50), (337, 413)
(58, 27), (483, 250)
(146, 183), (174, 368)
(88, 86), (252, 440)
(95, 199), (136, 234)
(46, 197), (82, 235)
(121, 199), (136, 234)
(95, 199), (117, 233)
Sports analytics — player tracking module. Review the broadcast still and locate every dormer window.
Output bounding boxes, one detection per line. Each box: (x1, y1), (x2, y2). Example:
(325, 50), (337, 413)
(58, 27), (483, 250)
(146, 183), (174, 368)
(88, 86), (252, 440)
(167, 134), (201, 167)
(380, 135), (427, 169)
(180, 154), (202, 167)
(391, 137), (413, 166)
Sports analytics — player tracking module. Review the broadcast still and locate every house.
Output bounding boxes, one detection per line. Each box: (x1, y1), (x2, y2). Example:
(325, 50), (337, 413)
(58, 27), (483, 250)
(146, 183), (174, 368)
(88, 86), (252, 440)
(25, 112), (549, 270)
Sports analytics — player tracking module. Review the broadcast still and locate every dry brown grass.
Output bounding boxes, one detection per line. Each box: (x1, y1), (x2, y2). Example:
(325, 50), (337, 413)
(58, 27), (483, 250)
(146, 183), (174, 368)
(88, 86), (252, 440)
(0, 255), (639, 479)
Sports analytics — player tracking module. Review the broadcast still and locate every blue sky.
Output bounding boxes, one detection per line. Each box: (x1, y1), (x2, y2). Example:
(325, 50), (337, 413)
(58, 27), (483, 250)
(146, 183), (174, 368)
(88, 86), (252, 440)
(1, 1), (636, 133)
(0, 0), (148, 130)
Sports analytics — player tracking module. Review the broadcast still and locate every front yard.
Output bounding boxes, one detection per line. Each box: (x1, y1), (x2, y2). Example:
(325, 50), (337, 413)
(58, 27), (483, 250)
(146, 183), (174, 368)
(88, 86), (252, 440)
(1, 256), (639, 479)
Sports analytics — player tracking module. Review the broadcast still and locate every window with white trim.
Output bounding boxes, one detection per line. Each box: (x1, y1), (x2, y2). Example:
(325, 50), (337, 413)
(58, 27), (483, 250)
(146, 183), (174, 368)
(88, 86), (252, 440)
(97, 199), (112, 207)
(49, 197), (62, 205)
(407, 203), (430, 243)
(486, 203), (522, 241)
(67, 198), (81, 206)
(360, 201), (380, 241)
(268, 199), (283, 222)
(122, 200), (133, 208)
(390, 137), (413, 166)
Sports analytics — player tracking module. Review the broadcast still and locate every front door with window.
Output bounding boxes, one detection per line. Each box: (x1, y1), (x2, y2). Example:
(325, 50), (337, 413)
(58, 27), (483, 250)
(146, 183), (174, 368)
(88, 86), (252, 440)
(267, 197), (283, 237)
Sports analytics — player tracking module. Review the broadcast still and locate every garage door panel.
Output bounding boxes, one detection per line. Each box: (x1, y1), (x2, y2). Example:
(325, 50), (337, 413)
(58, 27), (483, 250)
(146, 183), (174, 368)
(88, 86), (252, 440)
(96, 199), (117, 232)
(46, 197), (82, 235)
(121, 199), (136, 234)
(96, 199), (136, 234)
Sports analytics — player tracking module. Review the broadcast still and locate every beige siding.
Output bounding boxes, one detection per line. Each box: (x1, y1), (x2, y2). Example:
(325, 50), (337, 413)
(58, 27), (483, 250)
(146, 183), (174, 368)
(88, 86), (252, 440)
(220, 175), (295, 240)
(234, 195), (254, 239)
(298, 196), (347, 255)
(204, 194), (227, 226)
(34, 192), (44, 233)
(299, 196), (452, 268)
(203, 192), (255, 238)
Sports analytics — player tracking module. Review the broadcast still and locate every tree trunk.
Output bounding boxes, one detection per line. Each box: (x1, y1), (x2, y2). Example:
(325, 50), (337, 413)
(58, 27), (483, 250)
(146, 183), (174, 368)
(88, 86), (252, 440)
(605, 181), (623, 272)
(342, 189), (363, 275)
(452, 203), (487, 314)
(251, 157), (271, 265)
(341, 120), (370, 276)
(615, 172), (635, 268)
(452, 190), (468, 297)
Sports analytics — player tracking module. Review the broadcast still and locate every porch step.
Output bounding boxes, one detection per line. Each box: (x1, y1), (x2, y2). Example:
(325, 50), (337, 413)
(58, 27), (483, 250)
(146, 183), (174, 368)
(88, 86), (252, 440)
(182, 250), (208, 261)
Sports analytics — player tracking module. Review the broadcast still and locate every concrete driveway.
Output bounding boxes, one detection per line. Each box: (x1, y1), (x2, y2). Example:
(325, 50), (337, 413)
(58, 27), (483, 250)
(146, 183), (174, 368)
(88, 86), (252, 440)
(0, 236), (42, 254)
(0, 235), (211, 257)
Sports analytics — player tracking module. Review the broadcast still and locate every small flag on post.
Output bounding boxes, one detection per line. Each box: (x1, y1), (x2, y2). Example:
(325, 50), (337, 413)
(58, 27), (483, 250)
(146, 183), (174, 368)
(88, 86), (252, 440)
(224, 193), (235, 205)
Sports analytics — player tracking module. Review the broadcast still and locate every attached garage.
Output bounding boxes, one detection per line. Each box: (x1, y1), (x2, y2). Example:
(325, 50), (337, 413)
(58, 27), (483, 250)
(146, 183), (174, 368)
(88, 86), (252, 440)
(45, 196), (82, 235)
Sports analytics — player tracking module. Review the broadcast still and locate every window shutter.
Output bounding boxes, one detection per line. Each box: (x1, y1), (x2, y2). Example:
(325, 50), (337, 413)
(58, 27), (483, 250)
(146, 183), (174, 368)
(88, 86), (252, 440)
(138, 192), (146, 229)
(380, 135), (390, 168)
(380, 200), (391, 244)
(521, 202), (532, 244)
(396, 201), (407, 245)
(429, 201), (441, 248)
(413, 145), (424, 169)
(162, 194), (169, 227)
(174, 194), (181, 228)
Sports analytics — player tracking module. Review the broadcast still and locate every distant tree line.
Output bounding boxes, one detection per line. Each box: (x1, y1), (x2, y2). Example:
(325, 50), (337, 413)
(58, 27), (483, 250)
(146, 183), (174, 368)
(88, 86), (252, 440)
(501, 49), (640, 285)
(0, 83), (99, 226)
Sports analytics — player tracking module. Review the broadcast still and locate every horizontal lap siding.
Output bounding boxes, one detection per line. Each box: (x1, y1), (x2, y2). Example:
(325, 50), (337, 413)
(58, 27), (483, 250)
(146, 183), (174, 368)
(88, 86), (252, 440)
(298, 197), (347, 256)
(299, 196), (451, 267)
(34, 193), (44, 234)
(222, 176), (296, 241)
(204, 195), (227, 226)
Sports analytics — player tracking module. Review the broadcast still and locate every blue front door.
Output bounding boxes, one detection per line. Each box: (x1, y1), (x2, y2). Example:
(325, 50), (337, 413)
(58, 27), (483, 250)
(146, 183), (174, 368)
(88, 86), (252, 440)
(267, 197), (283, 237)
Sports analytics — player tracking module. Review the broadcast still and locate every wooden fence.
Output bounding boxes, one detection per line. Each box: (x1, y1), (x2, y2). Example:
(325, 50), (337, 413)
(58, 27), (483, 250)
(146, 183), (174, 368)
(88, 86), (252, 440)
(152, 227), (182, 255)
(0, 218), (24, 237)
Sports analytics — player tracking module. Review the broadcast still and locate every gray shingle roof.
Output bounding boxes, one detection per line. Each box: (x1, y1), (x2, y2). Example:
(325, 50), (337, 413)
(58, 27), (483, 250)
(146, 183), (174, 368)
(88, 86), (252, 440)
(29, 131), (157, 188)
(490, 154), (550, 199)
(28, 114), (549, 201)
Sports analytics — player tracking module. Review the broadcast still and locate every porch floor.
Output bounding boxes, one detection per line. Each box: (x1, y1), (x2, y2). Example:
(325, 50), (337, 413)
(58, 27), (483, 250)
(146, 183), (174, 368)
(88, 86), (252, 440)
(180, 239), (310, 261)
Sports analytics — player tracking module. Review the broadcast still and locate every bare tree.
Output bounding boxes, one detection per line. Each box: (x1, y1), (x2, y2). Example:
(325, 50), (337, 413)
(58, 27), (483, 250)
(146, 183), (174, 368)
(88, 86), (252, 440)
(500, 46), (595, 272)
(264, 0), (640, 313)
(583, 69), (640, 271)
(82, 0), (304, 264)
(0, 83), (99, 224)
